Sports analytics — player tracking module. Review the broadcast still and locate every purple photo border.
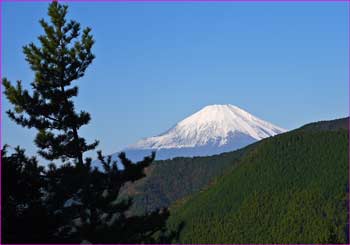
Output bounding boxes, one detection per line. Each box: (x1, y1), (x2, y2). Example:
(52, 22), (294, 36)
(0, 0), (348, 2)
(0, 0), (349, 244)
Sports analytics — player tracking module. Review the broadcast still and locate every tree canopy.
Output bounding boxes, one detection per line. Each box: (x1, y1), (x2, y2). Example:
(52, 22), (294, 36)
(3, 2), (97, 165)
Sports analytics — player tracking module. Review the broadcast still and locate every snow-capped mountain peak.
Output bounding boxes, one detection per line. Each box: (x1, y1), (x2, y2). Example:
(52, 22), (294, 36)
(126, 104), (286, 154)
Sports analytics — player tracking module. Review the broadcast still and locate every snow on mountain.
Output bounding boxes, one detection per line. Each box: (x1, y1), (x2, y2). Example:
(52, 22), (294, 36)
(117, 104), (287, 162)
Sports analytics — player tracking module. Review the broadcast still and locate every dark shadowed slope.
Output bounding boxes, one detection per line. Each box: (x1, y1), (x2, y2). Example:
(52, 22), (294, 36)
(121, 146), (251, 214)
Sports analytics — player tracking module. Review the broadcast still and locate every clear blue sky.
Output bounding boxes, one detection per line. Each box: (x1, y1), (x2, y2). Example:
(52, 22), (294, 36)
(2, 1), (349, 159)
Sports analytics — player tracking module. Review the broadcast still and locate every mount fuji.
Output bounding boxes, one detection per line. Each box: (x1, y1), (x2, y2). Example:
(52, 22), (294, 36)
(115, 104), (286, 162)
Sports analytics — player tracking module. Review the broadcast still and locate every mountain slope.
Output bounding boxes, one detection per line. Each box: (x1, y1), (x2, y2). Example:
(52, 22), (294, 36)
(166, 117), (349, 243)
(121, 146), (252, 215)
(121, 104), (286, 161)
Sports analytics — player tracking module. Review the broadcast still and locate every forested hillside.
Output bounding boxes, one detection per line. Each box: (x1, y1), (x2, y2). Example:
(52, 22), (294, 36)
(299, 117), (348, 132)
(166, 118), (348, 243)
(122, 146), (251, 214)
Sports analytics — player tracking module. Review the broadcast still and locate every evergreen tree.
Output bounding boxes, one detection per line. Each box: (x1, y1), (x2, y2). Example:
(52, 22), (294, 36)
(3, 2), (98, 165)
(2, 2), (180, 243)
(1, 145), (52, 243)
(45, 151), (162, 243)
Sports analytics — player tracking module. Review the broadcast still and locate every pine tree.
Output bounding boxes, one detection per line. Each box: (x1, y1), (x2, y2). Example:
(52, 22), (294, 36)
(44, 151), (159, 243)
(3, 2), (181, 243)
(1, 145), (52, 243)
(3, 2), (98, 165)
